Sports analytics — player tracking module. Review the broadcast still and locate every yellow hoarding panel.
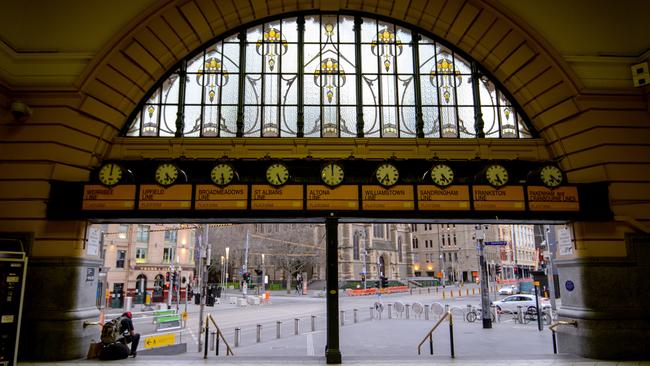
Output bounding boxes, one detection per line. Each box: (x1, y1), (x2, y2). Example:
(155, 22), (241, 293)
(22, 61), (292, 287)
(195, 184), (248, 210)
(417, 185), (470, 211)
(473, 185), (525, 211)
(139, 185), (192, 210)
(528, 186), (579, 211)
(306, 185), (359, 210)
(82, 185), (136, 210)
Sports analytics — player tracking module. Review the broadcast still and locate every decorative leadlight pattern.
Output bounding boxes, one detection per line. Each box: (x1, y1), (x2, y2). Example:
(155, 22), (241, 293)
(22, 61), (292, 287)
(125, 14), (533, 139)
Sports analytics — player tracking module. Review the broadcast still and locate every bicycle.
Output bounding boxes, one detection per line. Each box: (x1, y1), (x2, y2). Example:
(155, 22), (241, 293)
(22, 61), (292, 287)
(522, 306), (551, 325)
(466, 306), (495, 323)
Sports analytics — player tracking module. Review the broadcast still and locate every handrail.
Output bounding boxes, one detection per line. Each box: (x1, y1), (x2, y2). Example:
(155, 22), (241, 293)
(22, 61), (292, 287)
(417, 311), (454, 357)
(549, 319), (578, 354)
(205, 314), (234, 356)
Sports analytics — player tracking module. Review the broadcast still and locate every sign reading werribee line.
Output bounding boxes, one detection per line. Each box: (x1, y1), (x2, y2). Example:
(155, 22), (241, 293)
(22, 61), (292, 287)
(417, 185), (470, 210)
(306, 185), (359, 210)
(82, 185), (136, 210)
(251, 185), (303, 210)
(473, 185), (525, 211)
(195, 184), (248, 210)
(362, 185), (414, 210)
(527, 186), (579, 211)
(139, 184), (192, 210)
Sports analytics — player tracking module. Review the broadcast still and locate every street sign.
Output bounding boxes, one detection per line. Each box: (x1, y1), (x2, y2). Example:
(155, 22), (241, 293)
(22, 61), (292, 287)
(484, 241), (508, 246)
(144, 333), (175, 349)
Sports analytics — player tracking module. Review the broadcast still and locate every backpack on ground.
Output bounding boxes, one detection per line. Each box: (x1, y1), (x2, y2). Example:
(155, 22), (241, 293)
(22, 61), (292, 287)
(100, 316), (124, 345)
(99, 341), (129, 360)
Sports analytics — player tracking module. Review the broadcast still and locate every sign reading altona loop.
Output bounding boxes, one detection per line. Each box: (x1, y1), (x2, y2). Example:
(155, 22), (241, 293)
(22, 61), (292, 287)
(307, 185), (359, 210)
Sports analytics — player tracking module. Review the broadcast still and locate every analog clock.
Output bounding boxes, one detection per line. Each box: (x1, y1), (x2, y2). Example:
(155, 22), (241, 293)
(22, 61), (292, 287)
(430, 163), (454, 187)
(485, 164), (509, 187)
(98, 162), (123, 187)
(210, 163), (235, 186)
(320, 162), (345, 187)
(375, 163), (399, 187)
(540, 165), (563, 188)
(266, 162), (289, 186)
(155, 163), (180, 186)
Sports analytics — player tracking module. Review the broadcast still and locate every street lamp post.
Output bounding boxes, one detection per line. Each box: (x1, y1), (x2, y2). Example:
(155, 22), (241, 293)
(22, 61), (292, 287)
(225, 247), (230, 297)
(475, 225), (492, 329)
(543, 225), (557, 310)
(261, 253), (265, 294)
(357, 228), (368, 289)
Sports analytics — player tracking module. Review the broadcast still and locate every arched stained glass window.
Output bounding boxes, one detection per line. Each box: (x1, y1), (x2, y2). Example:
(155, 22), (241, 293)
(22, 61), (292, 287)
(124, 14), (533, 139)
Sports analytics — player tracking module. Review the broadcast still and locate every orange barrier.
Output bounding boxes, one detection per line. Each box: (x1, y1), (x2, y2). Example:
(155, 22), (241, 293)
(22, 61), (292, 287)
(345, 286), (410, 296)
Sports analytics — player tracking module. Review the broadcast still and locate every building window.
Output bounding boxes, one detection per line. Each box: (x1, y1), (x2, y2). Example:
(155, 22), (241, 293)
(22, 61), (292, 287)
(118, 224), (128, 239)
(116, 250), (126, 268)
(164, 229), (177, 243)
(163, 248), (173, 263)
(373, 224), (385, 238)
(453, 234), (457, 245)
(135, 248), (147, 263)
(398, 237), (403, 262)
(135, 225), (149, 242)
(413, 238), (418, 249)
(353, 234), (360, 260)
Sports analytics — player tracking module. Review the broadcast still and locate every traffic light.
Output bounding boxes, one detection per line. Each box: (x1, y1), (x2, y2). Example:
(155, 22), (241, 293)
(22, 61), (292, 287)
(166, 271), (170, 281)
(243, 272), (250, 284)
(381, 276), (388, 288)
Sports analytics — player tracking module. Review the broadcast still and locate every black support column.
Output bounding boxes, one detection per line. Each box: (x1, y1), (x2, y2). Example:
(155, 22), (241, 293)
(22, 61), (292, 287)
(325, 217), (341, 364)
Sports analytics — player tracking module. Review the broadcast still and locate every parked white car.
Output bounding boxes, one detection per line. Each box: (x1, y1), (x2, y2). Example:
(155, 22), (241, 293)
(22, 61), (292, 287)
(498, 285), (519, 295)
(492, 294), (550, 313)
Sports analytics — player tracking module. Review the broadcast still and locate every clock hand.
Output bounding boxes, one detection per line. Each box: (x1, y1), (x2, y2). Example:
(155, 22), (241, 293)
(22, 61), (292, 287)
(110, 165), (114, 175)
(331, 165), (334, 175)
(277, 173), (282, 182)
(221, 173), (225, 183)
(165, 173), (172, 181)
(383, 174), (389, 183)
(441, 174), (448, 183)
(495, 175), (503, 184)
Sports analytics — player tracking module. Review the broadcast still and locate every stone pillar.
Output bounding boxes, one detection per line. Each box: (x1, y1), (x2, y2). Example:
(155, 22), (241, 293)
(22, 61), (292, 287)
(555, 225), (650, 359)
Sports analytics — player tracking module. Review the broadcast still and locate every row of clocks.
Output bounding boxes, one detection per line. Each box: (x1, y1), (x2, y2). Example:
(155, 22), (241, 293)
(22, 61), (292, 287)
(98, 161), (564, 189)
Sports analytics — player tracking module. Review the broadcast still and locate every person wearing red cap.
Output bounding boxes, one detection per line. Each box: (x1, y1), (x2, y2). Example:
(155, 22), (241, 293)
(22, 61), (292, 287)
(119, 311), (140, 357)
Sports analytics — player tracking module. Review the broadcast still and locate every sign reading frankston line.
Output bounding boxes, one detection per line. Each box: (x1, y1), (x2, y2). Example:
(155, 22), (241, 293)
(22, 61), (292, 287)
(251, 185), (303, 210)
(527, 186), (579, 211)
(362, 185), (414, 210)
(473, 185), (525, 211)
(195, 184), (248, 210)
(417, 185), (470, 210)
(82, 185), (136, 210)
(307, 185), (359, 210)
(138, 184), (192, 210)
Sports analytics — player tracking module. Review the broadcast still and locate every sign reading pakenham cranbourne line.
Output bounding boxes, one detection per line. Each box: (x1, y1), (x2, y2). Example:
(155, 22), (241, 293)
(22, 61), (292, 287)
(473, 185), (525, 211)
(417, 185), (470, 210)
(362, 185), (414, 210)
(82, 185), (136, 210)
(527, 186), (579, 211)
(195, 184), (248, 210)
(251, 184), (303, 210)
(307, 185), (359, 210)
(138, 184), (192, 210)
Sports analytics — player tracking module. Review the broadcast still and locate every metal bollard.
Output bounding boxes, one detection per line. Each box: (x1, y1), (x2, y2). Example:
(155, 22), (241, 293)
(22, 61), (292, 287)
(354, 309), (358, 323)
(234, 327), (240, 347)
(369, 306), (374, 320)
(466, 288), (469, 296)
(388, 303), (392, 319)
(405, 304), (410, 319)
(276, 321), (282, 338)
(517, 306), (523, 324)
(256, 324), (262, 343)
(340, 310), (345, 326)
(442, 291), (446, 299)
(466, 304), (472, 322)
(209, 331), (216, 351)
(491, 305), (499, 323)
(294, 318), (300, 335)
(472, 288), (475, 295)
(311, 315), (316, 331)
(445, 304), (450, 314)
(428, 287), (431, 294)
(424, 304), (430, 320)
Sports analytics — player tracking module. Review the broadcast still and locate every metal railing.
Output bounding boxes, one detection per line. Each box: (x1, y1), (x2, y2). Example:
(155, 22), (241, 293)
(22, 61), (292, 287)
(548, 320), (578, 354)
(417, 311), (454, 357)
(204, 314), (234, 358)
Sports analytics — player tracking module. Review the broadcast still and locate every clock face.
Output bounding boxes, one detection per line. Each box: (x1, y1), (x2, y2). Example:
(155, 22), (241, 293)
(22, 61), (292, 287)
(430, 164), (454, 187)
(155, 163), (179, 186)
(266, 162), (289, 186)
(210, 163), (234, 186)
(321, 162), (344, 187)
(485, 164), (509, 187)
(98, 163), (123, 187)
(540, 165), (563, 187)
(375, 163), (399, 187)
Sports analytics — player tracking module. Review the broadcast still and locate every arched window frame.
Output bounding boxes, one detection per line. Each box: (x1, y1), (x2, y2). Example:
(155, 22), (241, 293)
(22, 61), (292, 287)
(122, 12), (535, 140)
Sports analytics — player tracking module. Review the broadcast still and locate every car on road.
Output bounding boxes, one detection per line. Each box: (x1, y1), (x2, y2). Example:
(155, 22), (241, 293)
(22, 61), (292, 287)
(492, 294), (550, 313)
(498, 285), (519, 295)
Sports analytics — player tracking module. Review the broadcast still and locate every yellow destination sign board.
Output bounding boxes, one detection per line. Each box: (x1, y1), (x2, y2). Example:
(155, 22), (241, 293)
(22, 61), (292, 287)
(144, 333), (175, 349)
(528, 186), (579, 211)
(138, 185), (192, 210)
(473, 185), (525, 211)
(417, 185), (470, 210)
(251, 185), (303, 210)
(195, 184), (248, 210)
(362, 185), (414, 210)
(306, 185), (359, 210)
(82, 185), (136, 210)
